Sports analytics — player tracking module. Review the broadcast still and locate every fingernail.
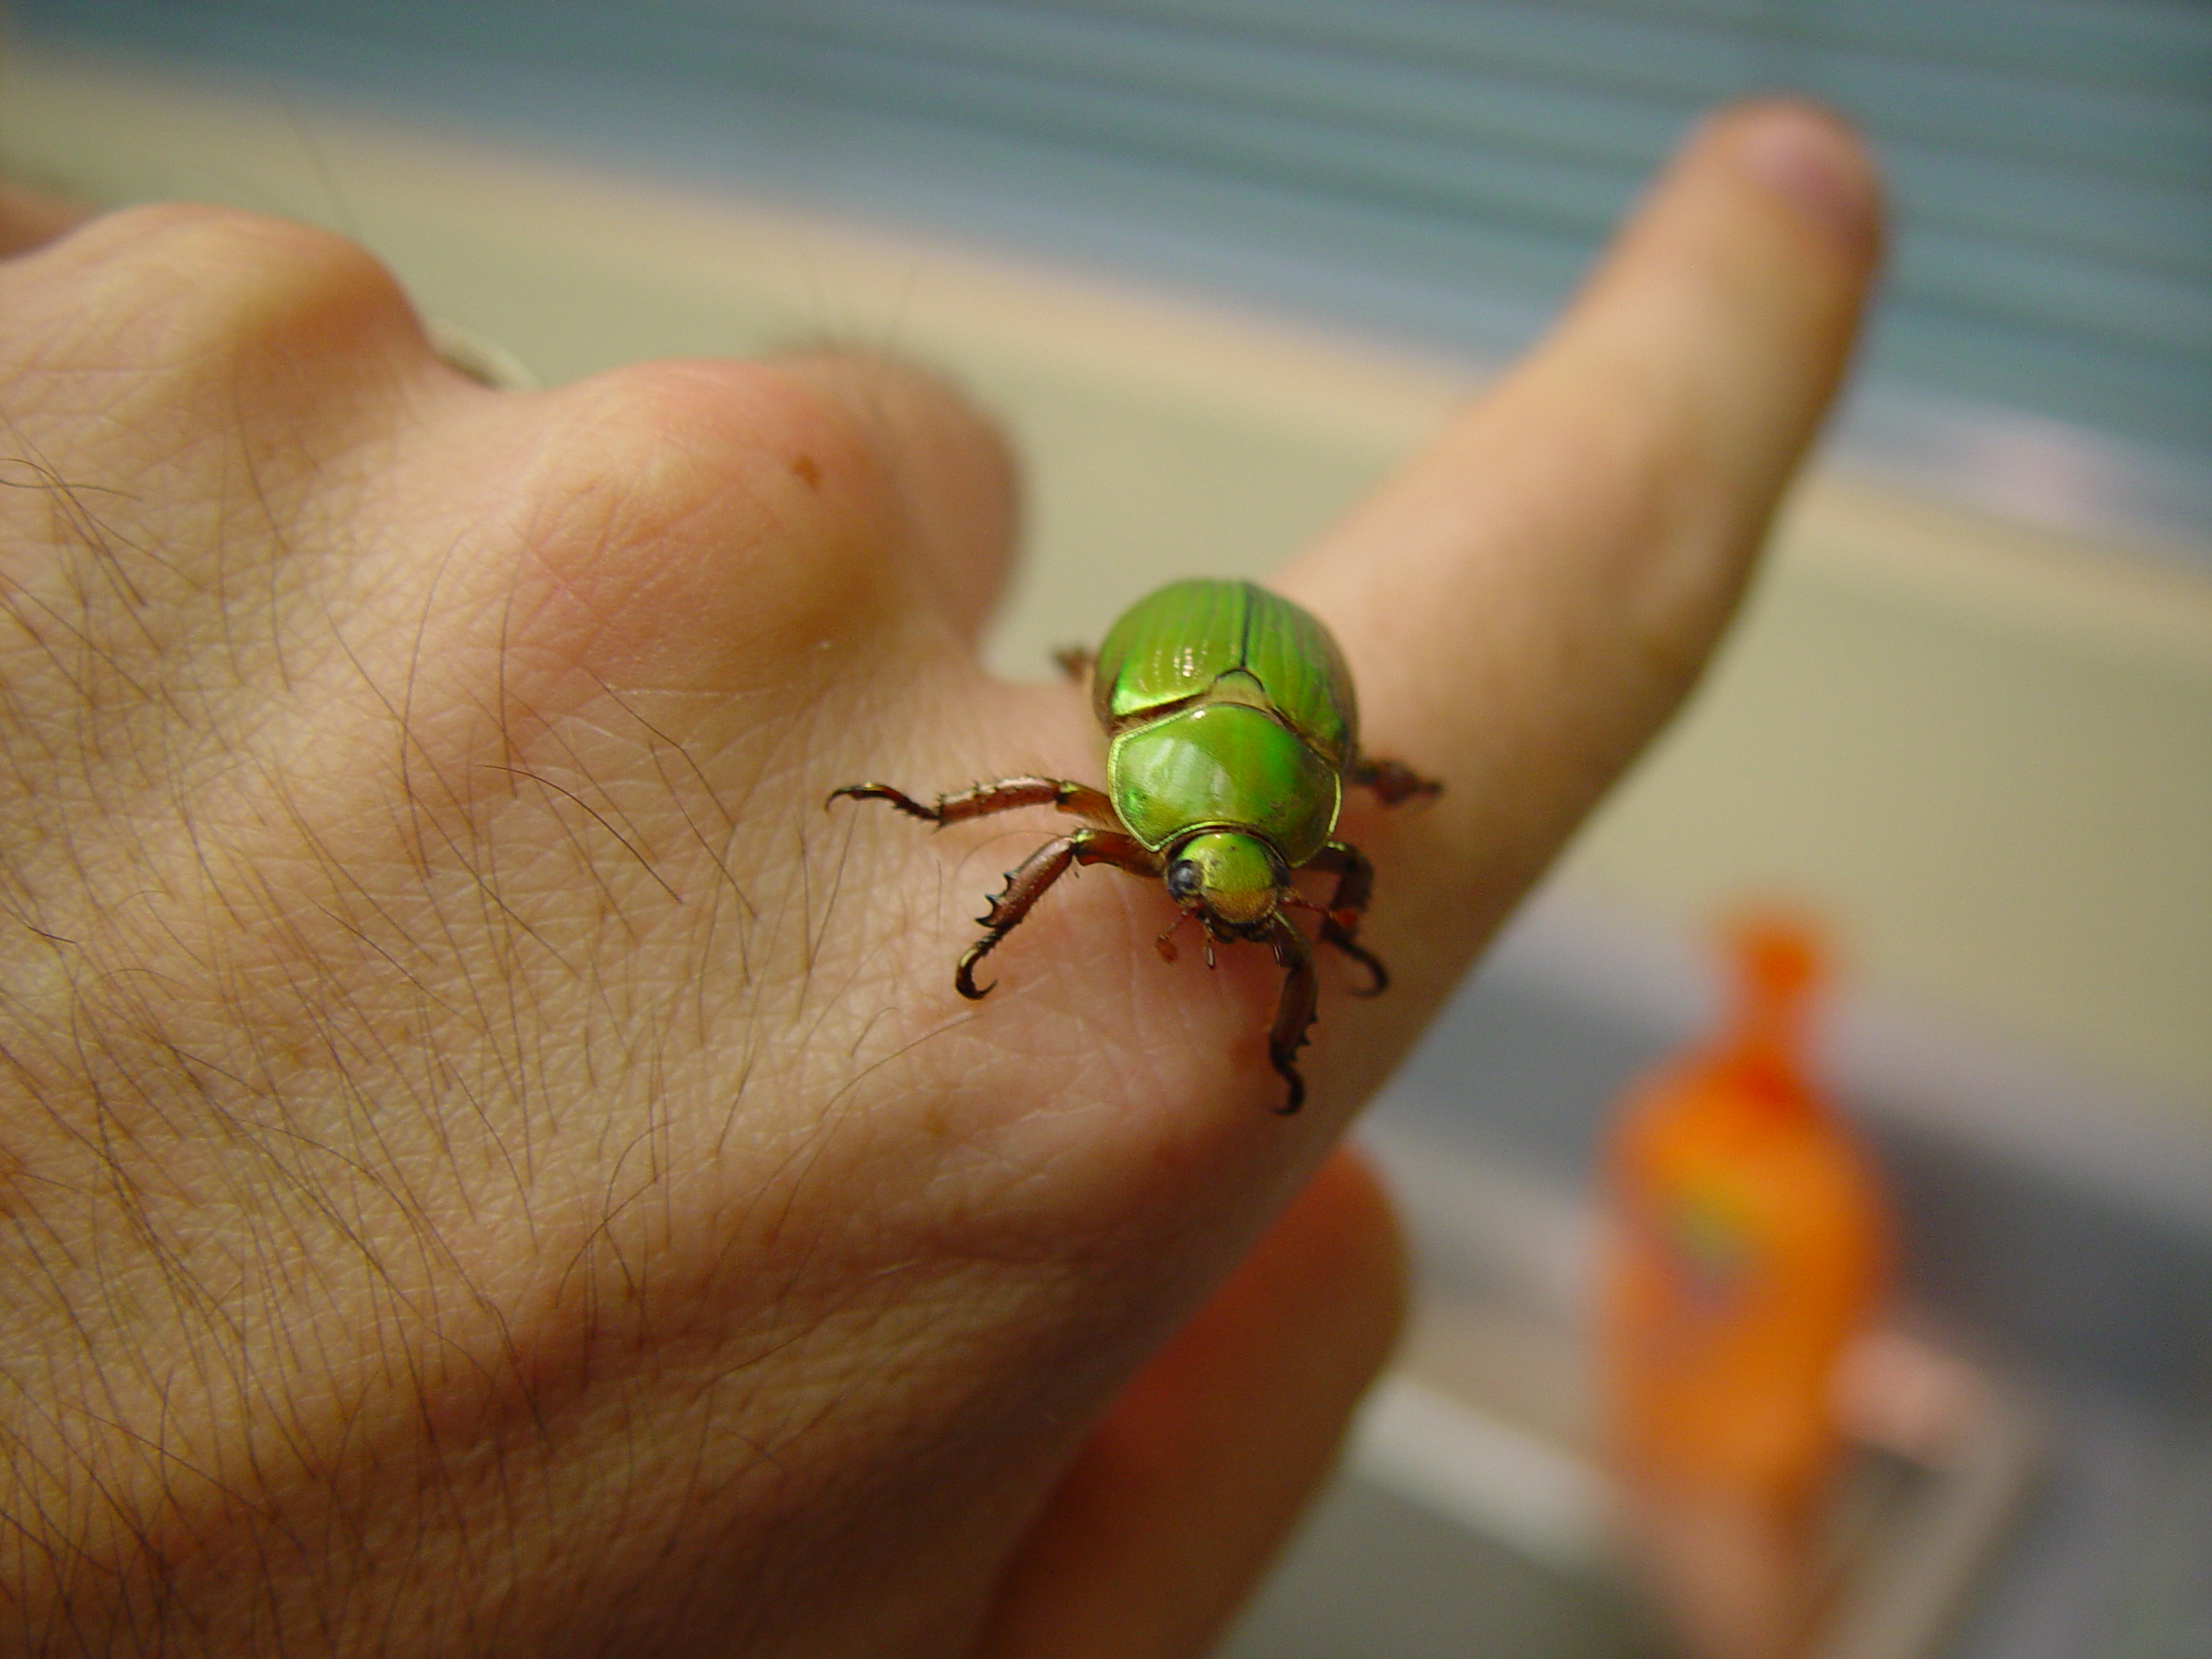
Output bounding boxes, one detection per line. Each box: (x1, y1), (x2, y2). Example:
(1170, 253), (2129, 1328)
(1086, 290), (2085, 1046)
(1735, 103), (1878, 250)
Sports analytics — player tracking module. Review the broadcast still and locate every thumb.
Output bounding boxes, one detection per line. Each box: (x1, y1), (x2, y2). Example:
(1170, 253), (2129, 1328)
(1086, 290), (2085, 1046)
(977, 1148), (1404, 1659)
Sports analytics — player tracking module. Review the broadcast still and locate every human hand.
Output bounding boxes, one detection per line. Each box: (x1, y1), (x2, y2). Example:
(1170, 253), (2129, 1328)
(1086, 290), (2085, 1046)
(0, 101), (1878, 1656)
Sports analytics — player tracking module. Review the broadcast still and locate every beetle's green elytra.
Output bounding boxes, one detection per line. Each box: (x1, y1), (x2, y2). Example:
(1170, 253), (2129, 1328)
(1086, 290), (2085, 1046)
(1093, 578), (1356, 767)
(1109, 702), (1339, 865)
(830, 578), (1440, 1113)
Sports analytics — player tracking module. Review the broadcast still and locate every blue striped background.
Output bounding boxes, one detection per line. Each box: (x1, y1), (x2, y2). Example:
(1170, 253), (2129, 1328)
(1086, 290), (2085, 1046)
(19, 0), (2212, 505)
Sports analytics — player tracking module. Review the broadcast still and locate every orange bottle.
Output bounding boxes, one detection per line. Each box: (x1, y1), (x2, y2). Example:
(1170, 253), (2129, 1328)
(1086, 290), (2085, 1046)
(1601, 918), (1891, 1656)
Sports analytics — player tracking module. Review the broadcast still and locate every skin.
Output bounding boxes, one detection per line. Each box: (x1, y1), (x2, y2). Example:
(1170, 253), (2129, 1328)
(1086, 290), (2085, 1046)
(0, 101), (1879, 1658)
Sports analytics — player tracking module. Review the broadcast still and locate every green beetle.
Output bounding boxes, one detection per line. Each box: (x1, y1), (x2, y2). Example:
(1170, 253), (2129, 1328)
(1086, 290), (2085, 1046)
(831, 578), (1439, 1112)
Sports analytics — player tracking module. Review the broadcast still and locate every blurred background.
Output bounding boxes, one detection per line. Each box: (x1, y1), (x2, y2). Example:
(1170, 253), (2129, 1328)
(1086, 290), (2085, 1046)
(2, 3), (2206, 1655)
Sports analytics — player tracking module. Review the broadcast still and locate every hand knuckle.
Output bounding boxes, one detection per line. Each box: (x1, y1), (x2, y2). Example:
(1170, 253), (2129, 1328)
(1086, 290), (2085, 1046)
(543, 358), (896, 556)
(40, 203), (416, 374)
(489, 362), (903, 680)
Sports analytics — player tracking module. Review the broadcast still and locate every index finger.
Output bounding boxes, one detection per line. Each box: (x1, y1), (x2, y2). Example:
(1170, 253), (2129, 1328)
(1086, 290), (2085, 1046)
(0, 180), (92, 256)
(1281, 101), (1882, 991)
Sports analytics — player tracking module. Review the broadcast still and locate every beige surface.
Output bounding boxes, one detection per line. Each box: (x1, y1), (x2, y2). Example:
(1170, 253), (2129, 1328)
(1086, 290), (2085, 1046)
(4, 48), (2207, 1109)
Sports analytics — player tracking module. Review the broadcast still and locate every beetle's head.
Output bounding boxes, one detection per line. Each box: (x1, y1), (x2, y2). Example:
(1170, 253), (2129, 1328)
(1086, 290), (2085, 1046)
(1166, 831), (1287, 938)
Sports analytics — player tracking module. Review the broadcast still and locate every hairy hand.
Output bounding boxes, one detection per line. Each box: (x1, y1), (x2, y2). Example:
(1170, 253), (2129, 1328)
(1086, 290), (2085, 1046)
(0, 105), (1878, 1657)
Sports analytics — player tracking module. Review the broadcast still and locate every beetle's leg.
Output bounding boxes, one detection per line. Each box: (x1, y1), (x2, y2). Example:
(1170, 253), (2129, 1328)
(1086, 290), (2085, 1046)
(1266, 914), (1319, 1115)
(1052, 645), (1095, 685)
(1304, 840), (1389, 996)
(957, 828), (1160, 998)
(1351, 755), (1443, 807)
(829, 775), (1116, 827)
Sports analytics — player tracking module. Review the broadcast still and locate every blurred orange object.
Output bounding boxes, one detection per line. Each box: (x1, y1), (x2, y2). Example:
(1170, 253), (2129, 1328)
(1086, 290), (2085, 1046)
(1601, 916), (1891, 1656)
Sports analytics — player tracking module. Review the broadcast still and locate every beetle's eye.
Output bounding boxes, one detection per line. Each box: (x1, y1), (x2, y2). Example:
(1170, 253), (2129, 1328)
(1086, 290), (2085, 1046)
(1166, 859), (1201, 901)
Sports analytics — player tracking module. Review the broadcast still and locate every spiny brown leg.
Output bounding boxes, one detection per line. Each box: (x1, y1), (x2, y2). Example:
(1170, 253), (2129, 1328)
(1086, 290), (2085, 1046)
(1052, 645), (1095, 685)
(1267, 914), (1319, 1115)
(957, 827), (1160, 998)
(1306, 840), (1389, 996)
(1351, 754), (1443, 806)
(828, 775), (1115, 827)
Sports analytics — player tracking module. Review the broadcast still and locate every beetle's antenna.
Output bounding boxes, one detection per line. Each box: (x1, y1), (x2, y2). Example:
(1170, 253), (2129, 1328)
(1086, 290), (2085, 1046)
(1282, 891), (1360, 932)
(1154, 911), (1195, 963)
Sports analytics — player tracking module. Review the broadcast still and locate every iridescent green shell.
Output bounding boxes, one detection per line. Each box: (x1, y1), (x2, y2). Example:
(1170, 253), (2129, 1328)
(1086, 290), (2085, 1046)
(1090, 579), (1357, 772)
(1093, 580), (1356, 865)
(1108, 703), (1340, 864)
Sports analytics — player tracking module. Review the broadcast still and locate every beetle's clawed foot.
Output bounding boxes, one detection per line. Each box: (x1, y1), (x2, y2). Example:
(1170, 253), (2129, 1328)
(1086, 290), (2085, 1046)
(1326, 931), (1389, 997)
(1269, 1050), (1308, 1116)
(826, 782), (943, 823)
(954, 943), (997, 1000)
